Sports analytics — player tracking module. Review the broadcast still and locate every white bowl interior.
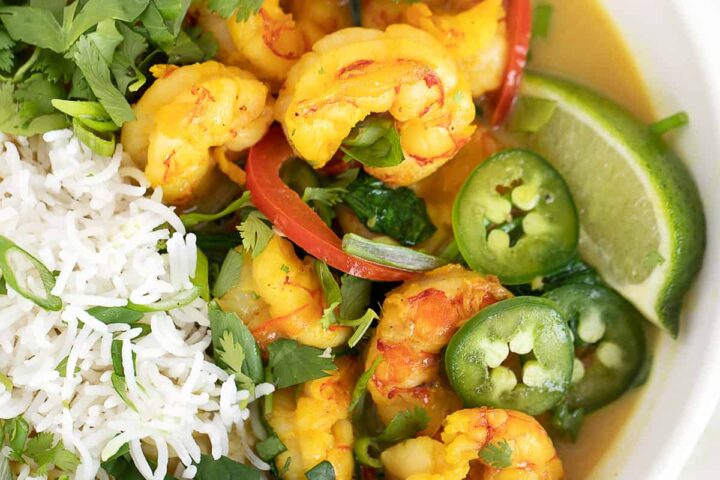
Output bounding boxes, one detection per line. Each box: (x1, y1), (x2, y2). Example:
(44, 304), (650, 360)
(580, 1), (720, 478)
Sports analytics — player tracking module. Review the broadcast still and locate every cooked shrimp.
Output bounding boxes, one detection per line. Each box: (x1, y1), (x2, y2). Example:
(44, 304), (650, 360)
(365, 265), (512, 434)
(360, 0), (481, 30)
(223, 0), (353, 87)
(381, 408), (564, 480)
(217, 236), (352, 349)
(403, 0), (508, 97)
(121, 61), (273, 206)
(275, 25), (477, 187)
(268, 356), (360, 480)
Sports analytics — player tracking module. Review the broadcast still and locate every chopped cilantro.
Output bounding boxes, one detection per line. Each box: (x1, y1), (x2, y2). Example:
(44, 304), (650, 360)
(208, 301), (264, 384)
(305, 461), (335, 480)
(267, 338), (337, 389)
(255, 434), (287, 462)
(479, 440), (513, 469)
(207, 0), (264, 22)
(212, 248), (245, 298)
(238, 211), (273, 258)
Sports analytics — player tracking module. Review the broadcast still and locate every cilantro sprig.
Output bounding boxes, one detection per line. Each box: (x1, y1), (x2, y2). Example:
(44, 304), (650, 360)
(0, 0), (217, 153)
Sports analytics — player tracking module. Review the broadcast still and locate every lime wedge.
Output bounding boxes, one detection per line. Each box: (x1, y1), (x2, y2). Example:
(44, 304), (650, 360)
(515, 73), (705, 336)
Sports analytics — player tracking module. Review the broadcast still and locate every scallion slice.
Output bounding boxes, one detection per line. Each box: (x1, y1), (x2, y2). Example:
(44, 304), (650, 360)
(73, 118), (116, 157)
(342, 233), (447, 272)
(0, 235), (62, 311)
(127, 286), (201, 313)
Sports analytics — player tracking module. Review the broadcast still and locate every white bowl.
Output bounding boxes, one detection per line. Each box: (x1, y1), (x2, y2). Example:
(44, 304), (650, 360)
(584, 1), (720, 479)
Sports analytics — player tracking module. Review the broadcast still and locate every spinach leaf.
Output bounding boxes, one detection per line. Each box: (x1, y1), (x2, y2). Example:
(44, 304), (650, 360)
(344, 172), (436, 246)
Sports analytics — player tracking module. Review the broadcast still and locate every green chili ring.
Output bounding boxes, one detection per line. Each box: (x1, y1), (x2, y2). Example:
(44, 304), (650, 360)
(445, 296), (574, 415)
(0, 235), (62, 311)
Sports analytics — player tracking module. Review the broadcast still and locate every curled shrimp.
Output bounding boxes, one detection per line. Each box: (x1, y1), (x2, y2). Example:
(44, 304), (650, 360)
(222, 0), (353, 87)
(268, 356), (360, 480)
(403, 0), (508, 97)
(275, 25), (477, 187)
(365, 265), (512, 434)
(381, 408), (564, 480)
(121, 61), (273, 206)
(360, 0), (481, 30)
(217, 236), (352, 349)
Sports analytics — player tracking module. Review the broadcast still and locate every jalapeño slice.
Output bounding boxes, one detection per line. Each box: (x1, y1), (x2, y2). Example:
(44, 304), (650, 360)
(445, 296), (574, 415)
(452, 149), (579, 284)
(544, 284), (647, 412)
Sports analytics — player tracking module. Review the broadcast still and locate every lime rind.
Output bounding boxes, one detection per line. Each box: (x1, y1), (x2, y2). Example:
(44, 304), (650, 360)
(520, 72), (706, 336)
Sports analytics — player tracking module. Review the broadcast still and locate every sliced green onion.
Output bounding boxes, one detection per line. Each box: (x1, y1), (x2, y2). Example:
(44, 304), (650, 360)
(0, 275), (6, 295)
(508, 97), (557, 133)
(0, 449), (12, 480)
(180, 191), (252, 228)
(532, 4), (554, 40)
(127, 286), (201, 313)
(650, 111), (689, 136)
(51, 99), (119, 132)
(0, 235), (62, 311)
(72, 118), (116, 157)
(110, 373), (137, 412)
(342, 233), (447, 272)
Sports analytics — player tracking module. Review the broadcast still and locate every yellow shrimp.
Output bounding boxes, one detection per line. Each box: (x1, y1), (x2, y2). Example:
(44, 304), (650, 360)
(381, 408), (564, 480)
(222, 0), (353, 87)
(364, 265), (512, 435)
(268, 356), (360, 480)
(121, 61), (273, 206)
(360, 0), (483, 30)
(275, 25), (477, 187)
(217, 236), (351, 349)
(403, 0), (508, 97)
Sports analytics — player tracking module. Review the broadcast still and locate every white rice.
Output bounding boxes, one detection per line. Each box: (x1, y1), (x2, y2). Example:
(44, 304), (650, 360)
(0, 131), (273, 479)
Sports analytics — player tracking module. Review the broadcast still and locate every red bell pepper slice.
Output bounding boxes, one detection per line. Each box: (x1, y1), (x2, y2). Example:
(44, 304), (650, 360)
(246, 127), (414, 282)
(490, 0), (533, 127)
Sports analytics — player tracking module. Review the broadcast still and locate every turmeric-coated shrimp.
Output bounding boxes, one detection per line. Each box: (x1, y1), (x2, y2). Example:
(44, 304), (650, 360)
(221, 0), (353, 87)
(268, 356), (360, 480)
(361, 0), (479, 30)
(217, 236), (351, 349)
(121, 61), (273, 206)
(403, 0), (508, 97)
(365, 265), (512, 434)
(275, 25), (477, 186)
(381, 408), (564, 480)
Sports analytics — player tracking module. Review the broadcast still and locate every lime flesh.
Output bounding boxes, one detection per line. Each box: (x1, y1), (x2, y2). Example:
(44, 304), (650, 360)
(516, 73), (705, 336)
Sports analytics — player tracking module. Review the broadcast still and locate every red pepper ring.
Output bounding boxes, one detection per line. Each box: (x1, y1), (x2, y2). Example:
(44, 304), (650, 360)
(246, 127), (415, 282)
(489, 0), (533, 127)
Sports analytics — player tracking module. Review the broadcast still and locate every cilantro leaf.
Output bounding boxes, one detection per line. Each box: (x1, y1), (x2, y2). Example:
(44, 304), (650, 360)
(255, 434), (287, 462)
(267, 338), (337, 389)
(479, 440), (513, 469)
(217, 330), (255, 390)
(72, 36), (134, 125)
(339, 274), (372, 321)
(339, 309), (378, 348)
(0, 6), (64, 52)
(195, 454), (263, 480)
(340, 116), (404, 168)
(305, 461), (335, 480)
(349, 355), (381, 412)
(354, 407), (429, 468)
(208, 0), (263, 22)
(376, 407), (429, 444)
(193, 248), (211, 302)
(302, 187), (346, 207)
(238, 211), (273, 258)
(0, 78), (68, 135)
(315, 260), (342, 329)
(25, 431), (81, 475)
(209, 301), (264, 383)
(86, 19), (124, 64)
(110, 23), (149, 94)
(212, 248), (244, 298)
(181, 191), (252, 228)
(86, 306), (144, 325)
(1, 415), (29, 459)
(31, 49), (75, 84)
(65, 0), (150, 48)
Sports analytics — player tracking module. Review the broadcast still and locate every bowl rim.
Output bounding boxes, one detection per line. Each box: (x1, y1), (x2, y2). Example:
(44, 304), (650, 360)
(649, 1), (720, 478)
